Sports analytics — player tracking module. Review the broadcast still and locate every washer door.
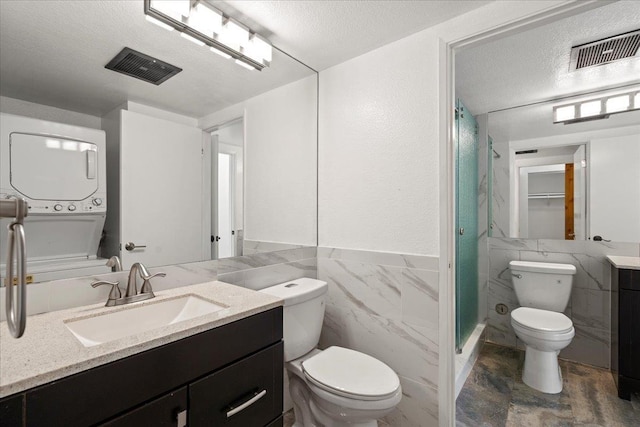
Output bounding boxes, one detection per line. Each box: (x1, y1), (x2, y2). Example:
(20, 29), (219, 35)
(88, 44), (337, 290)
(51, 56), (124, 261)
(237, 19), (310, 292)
(10, 132), (98, 201)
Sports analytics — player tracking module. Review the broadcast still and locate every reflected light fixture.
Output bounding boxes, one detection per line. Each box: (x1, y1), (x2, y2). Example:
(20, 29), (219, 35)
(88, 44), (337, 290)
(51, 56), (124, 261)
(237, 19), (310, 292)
(553, 90), (640, 124)
(144, 0), (272, 71)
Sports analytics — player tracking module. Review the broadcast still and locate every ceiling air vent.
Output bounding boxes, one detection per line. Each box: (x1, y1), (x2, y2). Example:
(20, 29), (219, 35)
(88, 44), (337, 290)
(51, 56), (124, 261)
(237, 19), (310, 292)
(105, 47), (182, 85)
(570, 29), (640, 71)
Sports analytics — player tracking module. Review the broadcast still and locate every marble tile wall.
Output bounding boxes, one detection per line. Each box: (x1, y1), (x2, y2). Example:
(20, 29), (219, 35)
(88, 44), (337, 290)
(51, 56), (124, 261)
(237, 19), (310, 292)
(489, 139), (510, 238)
(486, 237), (640, 368)
(316, 247), (440, 427)
(242, 240), (308, 256)
(218, 247), (317, 290)
(477, 114), (489, 323)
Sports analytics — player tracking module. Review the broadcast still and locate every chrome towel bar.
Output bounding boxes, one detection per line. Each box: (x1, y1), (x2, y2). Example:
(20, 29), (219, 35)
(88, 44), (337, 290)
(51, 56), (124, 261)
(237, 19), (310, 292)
(1, 197), (28, 338)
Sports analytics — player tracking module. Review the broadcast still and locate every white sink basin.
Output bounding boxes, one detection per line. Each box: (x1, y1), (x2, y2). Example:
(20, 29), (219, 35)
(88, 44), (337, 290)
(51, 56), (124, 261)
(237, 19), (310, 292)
(64, 294), (228, 347)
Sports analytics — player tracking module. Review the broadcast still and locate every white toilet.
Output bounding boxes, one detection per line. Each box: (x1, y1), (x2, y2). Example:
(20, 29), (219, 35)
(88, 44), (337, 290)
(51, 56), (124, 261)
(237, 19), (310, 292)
(260, 278), (402, 427)
(509, 260), (577, 394)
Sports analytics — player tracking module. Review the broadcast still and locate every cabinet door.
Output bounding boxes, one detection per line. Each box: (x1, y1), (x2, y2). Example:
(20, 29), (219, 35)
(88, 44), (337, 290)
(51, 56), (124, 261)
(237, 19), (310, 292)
(189, 342), (283, 427)
(100, 387), (187, 427)
(0, 393), (23, 427)
(620, 289), (640, 380)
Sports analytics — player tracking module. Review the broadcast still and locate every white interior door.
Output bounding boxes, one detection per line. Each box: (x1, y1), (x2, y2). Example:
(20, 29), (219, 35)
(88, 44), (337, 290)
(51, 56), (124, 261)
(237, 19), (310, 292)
(120, 110), (204, 268)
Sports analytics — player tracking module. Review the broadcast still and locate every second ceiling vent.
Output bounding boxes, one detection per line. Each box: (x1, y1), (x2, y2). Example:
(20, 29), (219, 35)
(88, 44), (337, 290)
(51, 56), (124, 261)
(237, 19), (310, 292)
(570, 29), (640, 71)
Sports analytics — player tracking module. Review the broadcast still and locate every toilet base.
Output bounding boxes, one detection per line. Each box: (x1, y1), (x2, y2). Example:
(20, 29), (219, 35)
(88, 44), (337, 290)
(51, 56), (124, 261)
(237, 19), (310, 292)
(522, 346), (563, 394)
(289, 376), (379, 427)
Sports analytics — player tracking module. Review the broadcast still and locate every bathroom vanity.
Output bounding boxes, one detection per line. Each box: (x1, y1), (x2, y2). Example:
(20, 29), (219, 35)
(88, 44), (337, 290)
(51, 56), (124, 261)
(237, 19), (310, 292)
(608, 256), (640, 400)
(0, 281), (284, 426)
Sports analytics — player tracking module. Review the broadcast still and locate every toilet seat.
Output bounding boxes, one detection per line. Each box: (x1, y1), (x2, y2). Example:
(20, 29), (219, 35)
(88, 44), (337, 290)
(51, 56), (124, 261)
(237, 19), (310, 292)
(511, 307), (573, 334)
(302, 346), (400, 401)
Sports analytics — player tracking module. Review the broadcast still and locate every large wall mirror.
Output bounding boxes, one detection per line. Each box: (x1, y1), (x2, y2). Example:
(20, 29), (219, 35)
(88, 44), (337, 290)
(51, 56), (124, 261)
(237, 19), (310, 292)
(488, 92), (640, 242)
(456, 0), (640, 244)
(0, 0), (317, 284)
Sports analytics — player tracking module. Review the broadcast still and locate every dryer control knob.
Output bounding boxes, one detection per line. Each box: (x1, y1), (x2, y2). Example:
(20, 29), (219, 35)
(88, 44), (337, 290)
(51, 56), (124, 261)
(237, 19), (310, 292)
(68, 204), (77, 212)
(92, 198), (103, 206)
(54, 204), (63, 211)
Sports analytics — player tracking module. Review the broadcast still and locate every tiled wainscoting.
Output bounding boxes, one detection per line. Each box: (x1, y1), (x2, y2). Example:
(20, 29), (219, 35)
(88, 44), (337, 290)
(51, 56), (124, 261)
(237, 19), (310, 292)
(486, 237), (640, 368)
(217, 247), (317, 289)
(316, 247), (440, 427)
(242, 240), (309, 256)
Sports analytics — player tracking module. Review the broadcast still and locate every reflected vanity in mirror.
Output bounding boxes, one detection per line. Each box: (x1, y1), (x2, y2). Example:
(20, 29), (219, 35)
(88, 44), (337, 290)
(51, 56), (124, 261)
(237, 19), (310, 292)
(0, 0), (318, 286)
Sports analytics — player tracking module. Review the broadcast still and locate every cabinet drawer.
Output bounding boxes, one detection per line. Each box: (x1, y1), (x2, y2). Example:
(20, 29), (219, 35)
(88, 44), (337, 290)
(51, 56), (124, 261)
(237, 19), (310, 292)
(100, 387), (187, 427)
(189, 342), (283, 427)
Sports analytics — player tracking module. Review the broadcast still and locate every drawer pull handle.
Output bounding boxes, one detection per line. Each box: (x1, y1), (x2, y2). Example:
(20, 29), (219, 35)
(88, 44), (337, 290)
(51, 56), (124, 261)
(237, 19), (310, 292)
(226, 389), (267, 418)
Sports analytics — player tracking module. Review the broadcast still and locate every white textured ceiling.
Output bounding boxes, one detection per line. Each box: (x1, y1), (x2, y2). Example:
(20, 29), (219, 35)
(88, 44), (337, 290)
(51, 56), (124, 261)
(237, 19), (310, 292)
(209, 0), (491, 71)
(0, 0), (489, 119)
(456, 0), (640, 116)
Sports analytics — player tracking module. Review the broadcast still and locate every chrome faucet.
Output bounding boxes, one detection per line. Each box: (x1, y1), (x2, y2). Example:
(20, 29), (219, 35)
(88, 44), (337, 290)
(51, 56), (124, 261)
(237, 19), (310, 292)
(92, 263), (166, 307)
(126, 262), (165, 297)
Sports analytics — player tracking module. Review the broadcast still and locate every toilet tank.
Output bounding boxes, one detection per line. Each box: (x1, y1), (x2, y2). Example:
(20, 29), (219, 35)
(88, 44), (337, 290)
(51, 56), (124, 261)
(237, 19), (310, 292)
(509, 261), (576, 312)
(259, 278), (328, 362)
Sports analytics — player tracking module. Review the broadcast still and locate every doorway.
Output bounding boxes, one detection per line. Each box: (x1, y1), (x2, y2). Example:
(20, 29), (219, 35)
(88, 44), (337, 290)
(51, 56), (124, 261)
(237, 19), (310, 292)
(210, 119), (244, 260)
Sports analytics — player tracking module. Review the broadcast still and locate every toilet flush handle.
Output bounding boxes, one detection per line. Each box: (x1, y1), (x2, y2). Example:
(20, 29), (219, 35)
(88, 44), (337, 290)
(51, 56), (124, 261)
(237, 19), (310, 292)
(512, 273), (522, 279)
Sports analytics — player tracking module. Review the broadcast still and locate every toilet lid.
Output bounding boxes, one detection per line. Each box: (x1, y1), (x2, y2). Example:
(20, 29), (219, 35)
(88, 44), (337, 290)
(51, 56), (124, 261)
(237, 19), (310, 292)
(511, 307), (573, 333)
(302, 346), (400, 400)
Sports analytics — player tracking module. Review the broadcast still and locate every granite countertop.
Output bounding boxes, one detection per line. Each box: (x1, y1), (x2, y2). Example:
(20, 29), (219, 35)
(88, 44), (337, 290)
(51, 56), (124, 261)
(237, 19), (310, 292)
(606, 256), (640, 270)
(0, 281), (283, 398)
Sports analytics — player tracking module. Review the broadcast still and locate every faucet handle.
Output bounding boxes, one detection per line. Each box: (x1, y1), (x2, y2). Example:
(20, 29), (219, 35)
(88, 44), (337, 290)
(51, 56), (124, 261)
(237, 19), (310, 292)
(141, 272), (166, 281)
(140, 272), (165, 295)
(91, 280), (122, 301)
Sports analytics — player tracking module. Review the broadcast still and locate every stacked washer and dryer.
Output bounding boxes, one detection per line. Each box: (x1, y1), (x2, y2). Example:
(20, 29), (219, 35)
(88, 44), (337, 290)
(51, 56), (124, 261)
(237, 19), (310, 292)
(0, 113), (111, 284)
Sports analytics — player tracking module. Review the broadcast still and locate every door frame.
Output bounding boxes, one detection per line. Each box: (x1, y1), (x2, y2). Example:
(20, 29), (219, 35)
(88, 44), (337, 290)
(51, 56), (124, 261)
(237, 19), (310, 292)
(440, 1), (603, 424)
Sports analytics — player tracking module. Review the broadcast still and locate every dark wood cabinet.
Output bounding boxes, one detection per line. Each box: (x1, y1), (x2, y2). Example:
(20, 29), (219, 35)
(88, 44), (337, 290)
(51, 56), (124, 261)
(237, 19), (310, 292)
(611, 266), (640, 400)
(0, 307), (283, 426)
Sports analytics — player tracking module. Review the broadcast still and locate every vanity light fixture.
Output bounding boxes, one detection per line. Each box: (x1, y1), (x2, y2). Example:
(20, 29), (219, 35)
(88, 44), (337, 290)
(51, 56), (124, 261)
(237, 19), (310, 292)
(553, 90), (640, 124)
(144, 0), (272, 71)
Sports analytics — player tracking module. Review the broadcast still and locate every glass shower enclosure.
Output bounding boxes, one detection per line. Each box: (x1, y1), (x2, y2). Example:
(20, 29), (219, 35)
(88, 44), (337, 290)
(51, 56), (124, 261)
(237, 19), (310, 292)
(455, 98), (479, 351)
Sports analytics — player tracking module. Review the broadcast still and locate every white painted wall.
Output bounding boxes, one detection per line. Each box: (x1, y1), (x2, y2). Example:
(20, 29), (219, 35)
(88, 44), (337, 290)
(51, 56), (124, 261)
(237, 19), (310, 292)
(200, 75), (318, 247)
(590, 133), (640, 242)
(0, 95), (101, 129)
(319, 30), (439, 255)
